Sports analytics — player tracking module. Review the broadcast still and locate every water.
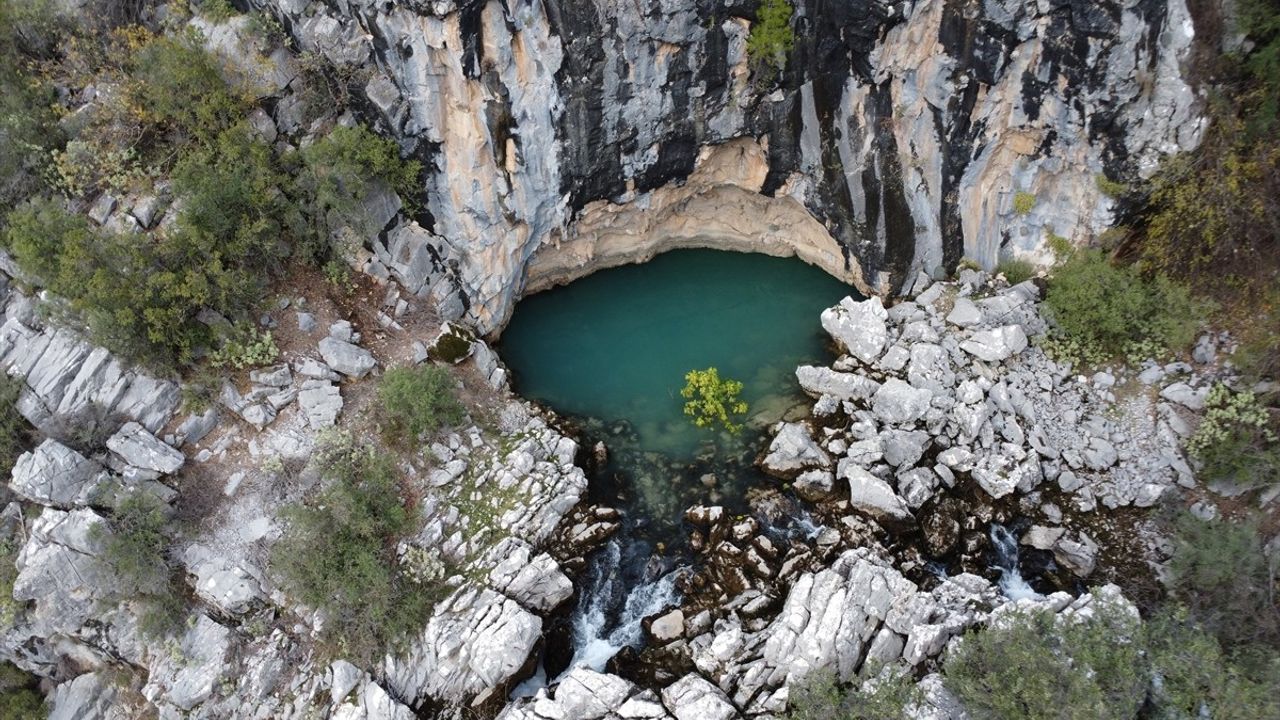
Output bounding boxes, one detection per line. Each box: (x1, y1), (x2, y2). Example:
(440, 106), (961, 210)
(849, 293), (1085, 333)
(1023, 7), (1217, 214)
(501, 249), (856, 529)
(501, 249), (855, 674)
(989, 524), (1043, 601)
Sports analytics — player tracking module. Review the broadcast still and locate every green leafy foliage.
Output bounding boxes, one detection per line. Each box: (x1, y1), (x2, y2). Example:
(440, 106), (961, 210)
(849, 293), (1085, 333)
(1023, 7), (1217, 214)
(1165, 514), (1280, 653)
(270, 432), (443, 662)
(128, 31), (248, 149)
(0, 0), (64, 216)
(0, 375), (32, 479)
(376, 365), (466, 446)
(1012, 191), (1036, 215)
(995, 258), (1036, 285)
(943, 602), (1146, 720)
(1185, 384), (1278, 490)
(746, 0), (793, 73)
(1095, 174), (1127, 199)
(1144, 610), (1280, 720)
(294, 124), (420, 261)
(681, 367), (748, 434)
(787, 666), (921, 720)
(0, 661), (42, 718)
(207, 324), (279, 370)
(0, 541), (22, 630)
(1042, 248), (1206, 366)
(93, 492), (172, 592)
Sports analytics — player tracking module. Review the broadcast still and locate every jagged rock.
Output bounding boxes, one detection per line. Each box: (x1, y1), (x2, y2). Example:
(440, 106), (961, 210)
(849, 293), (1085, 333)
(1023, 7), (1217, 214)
(9, 439), (104, 508)
(183, 544), (265, 615)
(960, 325), (1028, 362)
(48, 672), (128, 720)
(793, 470), (836, 502)
(1052, 533), (1098, 577)
(176, 409), (219, 447)
(1159, 382), (1205, 410)
(486, 540), (572, 612)
(842, 465), (913, 526)
(318, 337), (377, 378)
(946, 298), (982, 327)
(142, 614), (234, 712)
(821, 297), (888, 366)
(661, 674), (738, 720)
(384, 586), (541, 705)
(298, 379), (343, 429)
(897, 467), (939, 509)
(106, 422), (184, 477)
(795, 365), (880, 401)
(249, 364), (292, 387)
(872, 379), (932, 425)
(651, 609), (685, 642)
(762, 422), (830, 479)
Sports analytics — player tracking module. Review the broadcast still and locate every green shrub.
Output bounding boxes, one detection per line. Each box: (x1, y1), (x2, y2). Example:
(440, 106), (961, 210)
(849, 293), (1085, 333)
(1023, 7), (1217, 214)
(1012, 191), (1036, 215)
(0, 375), (32, 478)
(1042, 249), (1206, 365)
(746, 0), (793, 73)
(943, 601), (1146, 720)
(995, 258), (1036, 284)
(1166, 514), (1280, 653)
(198, 0), (237, 21)
(5, 124), (292, 367)
(271, 432), (443, 662)
(0, 0), (63, 216)
(377, 365), (466, 446)
(294, 124), (420, 260)
(128, 31), (247, 149)
(0, 540), (22, 629)
(1145, 609), (1280, 719)
(788, 666), (921, 720)
(207, 324), (279, 370)
(682, 367), (748, 434)
(1095, 174), (1127, 199)
(0, 686), (42, 720)
(93, 492), (172, 593)
(1186, 384), (1278, 490)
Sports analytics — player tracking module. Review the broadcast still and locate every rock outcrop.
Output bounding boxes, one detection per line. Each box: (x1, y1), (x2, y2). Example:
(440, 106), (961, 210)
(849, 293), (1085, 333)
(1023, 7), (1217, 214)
(250, 0), (1208, 333)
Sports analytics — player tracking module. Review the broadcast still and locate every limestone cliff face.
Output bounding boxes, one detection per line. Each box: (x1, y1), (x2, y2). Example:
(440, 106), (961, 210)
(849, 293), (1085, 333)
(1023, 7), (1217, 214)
(257, 0), (1206, 334)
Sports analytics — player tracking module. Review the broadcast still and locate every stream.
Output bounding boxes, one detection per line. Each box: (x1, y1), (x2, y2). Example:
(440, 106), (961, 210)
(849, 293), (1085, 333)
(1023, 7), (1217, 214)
(500, 249), (855, 677)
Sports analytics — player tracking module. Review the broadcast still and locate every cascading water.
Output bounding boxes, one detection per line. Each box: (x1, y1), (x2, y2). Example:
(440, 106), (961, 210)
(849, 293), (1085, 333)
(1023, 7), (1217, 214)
(989, 524), (1043, 601)
(562, 539), (684, 675)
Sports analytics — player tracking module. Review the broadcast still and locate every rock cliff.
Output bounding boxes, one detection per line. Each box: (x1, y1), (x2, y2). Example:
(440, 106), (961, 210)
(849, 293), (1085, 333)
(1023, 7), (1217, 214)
(253, 0), (1207, 334)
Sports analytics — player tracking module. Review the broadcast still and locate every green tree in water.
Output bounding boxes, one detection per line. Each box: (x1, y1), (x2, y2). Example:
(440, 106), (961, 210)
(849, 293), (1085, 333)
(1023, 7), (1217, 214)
(681, 367), (748, 434)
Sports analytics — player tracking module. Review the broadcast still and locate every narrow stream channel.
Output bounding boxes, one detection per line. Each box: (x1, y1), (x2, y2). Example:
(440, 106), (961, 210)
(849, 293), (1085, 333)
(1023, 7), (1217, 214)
(500, 249), (857, 679)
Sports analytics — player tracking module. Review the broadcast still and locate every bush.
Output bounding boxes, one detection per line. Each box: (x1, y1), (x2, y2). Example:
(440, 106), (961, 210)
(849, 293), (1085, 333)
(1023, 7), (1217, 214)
(1042, 249), (1206, 365)
(0, 0), (63, 215)
(1145, 609), (1280, 719)
(270, 432), (443, 662)
(1012, 191), (1036, 215)
(1165, 514), (1280, 653)
(1186, 384), (1278, 490)
(995, 258), (1036, 285)
(128, 31), (247, 149)
(1095, 174), (1127, 199)
(0, 686), (42, 720)
(943, 602), (1146, 720)
(294, 124), (420, 261)
(787, 666), (921, 720)
(4, 125), (292, 367)
(93, 491), (172, 593)
(746, 0), (793, 73)
(681, 367), (748, 434)
(0, 376), (32, 478)
(0, 541), (22, 629)
(207, 324), (279, 370)
(376, 365), (466, 446)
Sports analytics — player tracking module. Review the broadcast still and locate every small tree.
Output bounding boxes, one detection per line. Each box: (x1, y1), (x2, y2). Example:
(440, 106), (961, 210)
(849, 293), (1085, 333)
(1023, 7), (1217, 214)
(681, 367), (748, 434)
(747, 0), (794, 74)
(376, 365), (466, 446)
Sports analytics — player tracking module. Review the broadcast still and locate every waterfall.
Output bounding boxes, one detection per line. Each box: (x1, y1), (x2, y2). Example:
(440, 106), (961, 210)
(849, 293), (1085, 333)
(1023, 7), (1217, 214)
(560, 539), (683, 676)
(989, 524), (1043, 601)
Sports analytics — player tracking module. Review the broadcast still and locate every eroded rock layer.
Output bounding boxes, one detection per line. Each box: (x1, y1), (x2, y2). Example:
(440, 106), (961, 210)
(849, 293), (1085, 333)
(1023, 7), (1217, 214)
(254, 0), (1207, 333)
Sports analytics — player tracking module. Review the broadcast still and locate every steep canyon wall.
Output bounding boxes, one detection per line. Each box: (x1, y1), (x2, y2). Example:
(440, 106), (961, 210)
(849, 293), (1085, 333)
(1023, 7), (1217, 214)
(259, 0), (1207, 334)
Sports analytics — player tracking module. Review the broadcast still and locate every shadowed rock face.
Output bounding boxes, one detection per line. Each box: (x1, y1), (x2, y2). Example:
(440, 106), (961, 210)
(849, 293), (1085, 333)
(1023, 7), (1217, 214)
(256, 0), (1206, 334)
